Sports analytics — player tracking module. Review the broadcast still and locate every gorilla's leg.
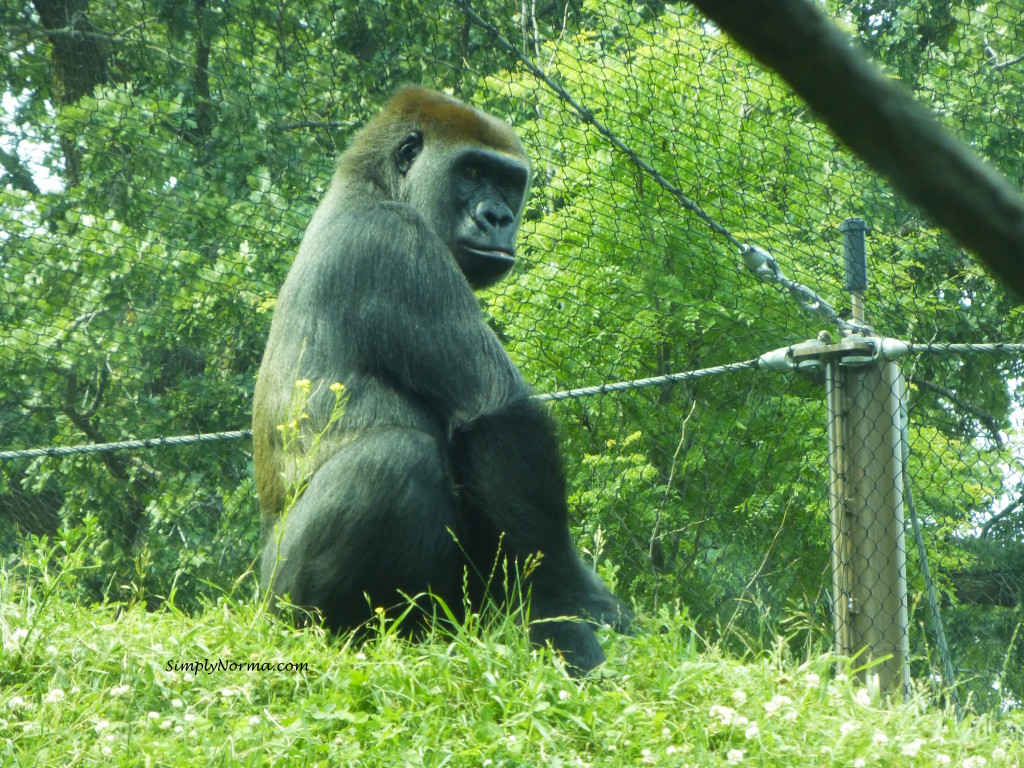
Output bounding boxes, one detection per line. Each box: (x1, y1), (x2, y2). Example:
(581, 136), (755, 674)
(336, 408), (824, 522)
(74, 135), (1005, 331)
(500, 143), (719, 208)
(261, 428), (464, 632)
(451, 399), (630, 674)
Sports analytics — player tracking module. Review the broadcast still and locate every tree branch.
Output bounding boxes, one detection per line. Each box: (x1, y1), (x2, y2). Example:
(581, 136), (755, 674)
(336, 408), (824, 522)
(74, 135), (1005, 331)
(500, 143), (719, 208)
(914, 378), (1004, 447)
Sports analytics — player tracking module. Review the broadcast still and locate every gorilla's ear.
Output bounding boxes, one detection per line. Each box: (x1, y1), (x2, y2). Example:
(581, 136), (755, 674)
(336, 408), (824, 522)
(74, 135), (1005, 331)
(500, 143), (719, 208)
(396, 132), (423, 174)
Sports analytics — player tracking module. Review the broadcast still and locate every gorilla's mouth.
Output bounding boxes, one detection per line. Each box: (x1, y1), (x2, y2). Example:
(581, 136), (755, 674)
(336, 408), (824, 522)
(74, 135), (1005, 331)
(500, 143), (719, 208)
(457, 243), (516, 288)
(460, 244), (516, 266)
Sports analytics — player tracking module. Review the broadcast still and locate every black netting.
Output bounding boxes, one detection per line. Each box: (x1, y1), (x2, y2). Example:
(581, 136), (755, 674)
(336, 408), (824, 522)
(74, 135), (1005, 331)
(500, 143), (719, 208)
(2, 0), (1021, 712)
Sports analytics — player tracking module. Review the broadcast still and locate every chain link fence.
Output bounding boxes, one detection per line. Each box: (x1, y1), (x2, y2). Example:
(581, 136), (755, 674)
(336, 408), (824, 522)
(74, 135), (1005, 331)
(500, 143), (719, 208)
(2, 0), (1022, 712)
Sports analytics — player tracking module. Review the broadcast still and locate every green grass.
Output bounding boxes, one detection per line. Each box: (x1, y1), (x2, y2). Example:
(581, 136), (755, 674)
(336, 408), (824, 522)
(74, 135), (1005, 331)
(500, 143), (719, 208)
(1, 533), (1022, 766)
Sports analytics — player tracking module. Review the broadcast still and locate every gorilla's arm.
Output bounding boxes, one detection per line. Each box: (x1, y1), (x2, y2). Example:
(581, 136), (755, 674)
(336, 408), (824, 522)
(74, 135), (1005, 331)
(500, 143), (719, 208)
(285, 201), (528, 425)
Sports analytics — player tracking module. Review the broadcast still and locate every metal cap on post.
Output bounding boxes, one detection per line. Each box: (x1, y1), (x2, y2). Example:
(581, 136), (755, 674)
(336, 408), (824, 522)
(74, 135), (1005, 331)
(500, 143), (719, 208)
(840, 218), (870, 325)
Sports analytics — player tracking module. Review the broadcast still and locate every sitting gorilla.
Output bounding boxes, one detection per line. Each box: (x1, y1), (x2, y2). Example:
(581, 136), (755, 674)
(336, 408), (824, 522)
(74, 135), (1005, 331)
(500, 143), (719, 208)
(254, 86), (630, 674)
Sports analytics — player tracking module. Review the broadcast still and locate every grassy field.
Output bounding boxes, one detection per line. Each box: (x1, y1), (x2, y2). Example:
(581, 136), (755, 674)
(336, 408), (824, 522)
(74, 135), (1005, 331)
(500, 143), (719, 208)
(2, 537), (1021, 766)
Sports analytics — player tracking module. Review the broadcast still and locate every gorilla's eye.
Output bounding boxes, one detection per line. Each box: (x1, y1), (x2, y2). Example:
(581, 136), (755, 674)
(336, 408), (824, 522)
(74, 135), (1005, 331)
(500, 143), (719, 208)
(464, 164), (481, 180)
(396, 132), (423, 174)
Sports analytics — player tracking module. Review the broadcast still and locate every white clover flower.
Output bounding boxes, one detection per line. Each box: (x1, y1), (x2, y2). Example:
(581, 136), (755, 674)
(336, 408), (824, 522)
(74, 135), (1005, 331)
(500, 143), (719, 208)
(3, 626), (26, 651)
(744, 723), (759, 739)
(872, 730), (889, 746)
(935, 755), (952, 765)
(43, 689), (64, 705)
(764, 694), (792, 715)
(803, 672), (820, 688)
(726, 748), (745, 764)
(902, 738), (925, 757)
(110, 684), (131, 697)
(710, 704), (738, 726)
(731, 690), (748, 705)
(854, 687), (872, 707)
(963, 757), (988, 768)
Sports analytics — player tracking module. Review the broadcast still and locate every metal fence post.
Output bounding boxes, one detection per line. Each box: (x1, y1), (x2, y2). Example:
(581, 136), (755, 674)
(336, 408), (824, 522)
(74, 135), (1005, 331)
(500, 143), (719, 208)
(826, 219), (911, 697)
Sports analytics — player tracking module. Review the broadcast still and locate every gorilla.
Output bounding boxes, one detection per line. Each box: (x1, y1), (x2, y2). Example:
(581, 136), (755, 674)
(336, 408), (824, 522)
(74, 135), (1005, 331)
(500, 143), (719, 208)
(254, 86), (629, 674)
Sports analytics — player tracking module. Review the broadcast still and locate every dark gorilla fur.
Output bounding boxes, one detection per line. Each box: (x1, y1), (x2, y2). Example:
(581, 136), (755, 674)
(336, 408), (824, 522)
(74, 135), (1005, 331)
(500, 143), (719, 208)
(254, 87), (630, 674)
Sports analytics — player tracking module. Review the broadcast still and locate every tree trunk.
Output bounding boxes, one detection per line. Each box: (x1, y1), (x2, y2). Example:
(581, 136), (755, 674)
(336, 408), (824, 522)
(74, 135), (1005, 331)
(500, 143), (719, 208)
(31, 0), (109, 187)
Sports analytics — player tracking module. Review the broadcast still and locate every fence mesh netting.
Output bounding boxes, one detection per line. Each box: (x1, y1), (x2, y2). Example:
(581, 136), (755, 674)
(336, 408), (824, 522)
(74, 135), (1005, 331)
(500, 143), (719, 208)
(2, 0), (1022, 711)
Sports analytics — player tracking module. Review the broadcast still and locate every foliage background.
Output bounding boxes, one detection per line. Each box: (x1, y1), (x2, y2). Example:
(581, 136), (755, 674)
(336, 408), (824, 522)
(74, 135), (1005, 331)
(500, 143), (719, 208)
(2, 0), (1022, 711)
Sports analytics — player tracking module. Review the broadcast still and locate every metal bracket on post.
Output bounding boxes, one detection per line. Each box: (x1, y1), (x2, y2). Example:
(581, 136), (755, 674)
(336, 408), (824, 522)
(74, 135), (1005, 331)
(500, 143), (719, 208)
(757, 335), (910, 373)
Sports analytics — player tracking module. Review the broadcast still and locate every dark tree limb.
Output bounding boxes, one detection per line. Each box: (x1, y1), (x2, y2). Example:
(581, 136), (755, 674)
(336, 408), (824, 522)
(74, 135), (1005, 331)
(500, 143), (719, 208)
(915, 378), (1004, 447)
(688, 0), (1024, 299)
(188, 0), (213, 145)
(981, 493), (1023, 539)
(948, 568), (1023, 607)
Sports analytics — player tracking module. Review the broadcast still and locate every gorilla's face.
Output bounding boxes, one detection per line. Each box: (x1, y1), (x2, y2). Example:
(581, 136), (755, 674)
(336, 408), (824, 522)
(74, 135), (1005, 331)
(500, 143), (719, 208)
(399, 131), (529, 289)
